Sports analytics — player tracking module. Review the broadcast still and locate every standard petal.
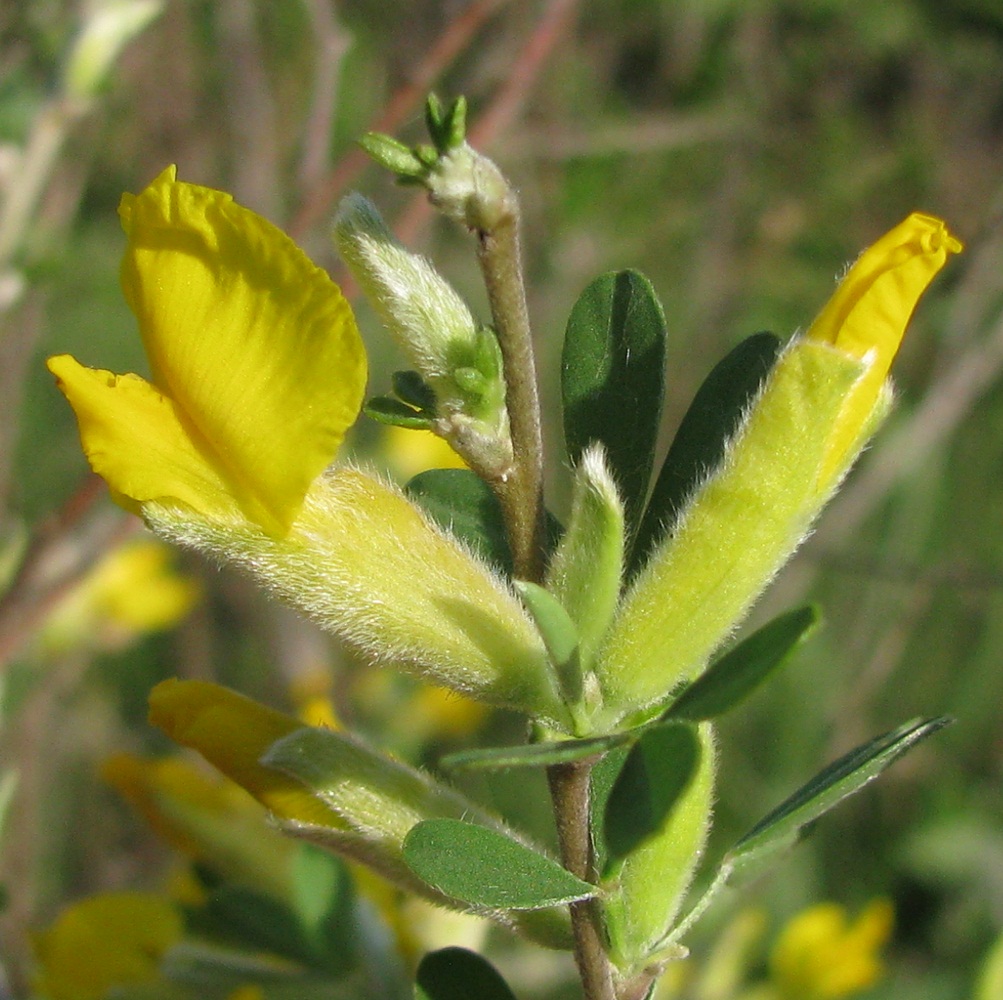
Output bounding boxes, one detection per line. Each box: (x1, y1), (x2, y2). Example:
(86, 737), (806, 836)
(119, 166), (367, 533)
(48, 354), (241, 520)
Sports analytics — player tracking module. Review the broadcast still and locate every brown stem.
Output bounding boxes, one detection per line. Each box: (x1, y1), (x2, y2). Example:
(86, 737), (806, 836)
(548, 761), (616, 1000)
(476, 210), (547, 581)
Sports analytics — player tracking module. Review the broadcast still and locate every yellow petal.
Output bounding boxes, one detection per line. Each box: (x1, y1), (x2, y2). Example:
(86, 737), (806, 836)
(806, 213), (962, 479)
(47, 354), (240, 519)
(147, 677), (344, 829)
(118, 166), (366, 533)
(32, 891), (182, 1000)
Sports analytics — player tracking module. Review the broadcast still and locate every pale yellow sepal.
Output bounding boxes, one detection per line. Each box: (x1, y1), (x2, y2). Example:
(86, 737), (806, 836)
(51, 166), (366, 536)
(145, 469), (568, 726)
(596, 342), (866, 718)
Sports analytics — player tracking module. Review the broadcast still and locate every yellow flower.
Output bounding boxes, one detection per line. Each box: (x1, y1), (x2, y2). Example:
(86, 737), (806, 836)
(595, 214), (961, 719)
(48, 165), (366, 537)
(381, 424), (467, 481)
(45, 539), (199, 650)
(102, 751), (297, 902)
(770, 900), (894, 1000)
(32, 891), (183, 1000)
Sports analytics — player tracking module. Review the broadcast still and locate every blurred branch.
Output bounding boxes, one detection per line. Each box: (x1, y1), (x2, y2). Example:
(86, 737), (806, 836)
(297, 0), (352, 193)
(289, 0), (508, 239)
(0, 476), (136, 670)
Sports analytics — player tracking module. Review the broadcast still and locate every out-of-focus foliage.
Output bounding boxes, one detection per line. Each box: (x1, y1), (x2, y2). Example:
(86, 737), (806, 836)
(1, 1), (1002, 998)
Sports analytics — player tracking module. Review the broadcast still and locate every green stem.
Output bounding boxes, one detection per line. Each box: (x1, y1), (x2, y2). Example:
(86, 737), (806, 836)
(548, 761), (616, 1000)
(475, 206), (546, 582)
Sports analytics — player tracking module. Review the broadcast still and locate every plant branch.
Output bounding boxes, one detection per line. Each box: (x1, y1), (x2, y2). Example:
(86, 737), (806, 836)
(475, 202), (547, 581)
(548, 761), (615, 1000)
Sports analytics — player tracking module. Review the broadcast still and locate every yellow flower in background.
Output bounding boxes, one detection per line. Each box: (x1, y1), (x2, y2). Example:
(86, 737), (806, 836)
(45, 538), (198, 650)
(32, 891), (183, 1000)
(49, 165), (366, 536)
(770, 899), (893, 1000)
(381, 424), (467, 481)
(103, 751), (296, 902)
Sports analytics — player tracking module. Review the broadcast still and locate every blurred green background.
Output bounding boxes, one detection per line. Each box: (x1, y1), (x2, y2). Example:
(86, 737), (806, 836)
(1, 1), (1002, 998)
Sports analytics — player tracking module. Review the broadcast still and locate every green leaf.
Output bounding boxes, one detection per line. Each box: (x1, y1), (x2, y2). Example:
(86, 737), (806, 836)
(632, 331), (781, 574)
(406, 469), (513, 573)
(358, 132), (425, 178)
(364, 396), (434, 429)
(513, 580), (582, 704)
(441, 731), (632, 772)
(729, 716), (953, 871)
(415, 947), (517, 1000)
(590, 745), (631, 872)
(562, 270), (667, 535)
(665, 606), (819, 721)
(393, 369), (437, 411)
(604, 723), (701, 864)
(402, 819), (595, 909)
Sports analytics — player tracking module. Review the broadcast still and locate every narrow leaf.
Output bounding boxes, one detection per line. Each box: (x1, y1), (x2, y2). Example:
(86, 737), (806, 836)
(441, 731), (632, 772)
(406, 469), (513, 573)
(730, 716), (953, 871)
(415, 947), (517, 1000)
(403, 819), (595, 909)
(632, 332), (781, 574)
(364, 396), (434, 429)
(513, 580), (582, 704)
(604, 723), (701, 863)
(562, 270), (667, 536)
(665, 605), (819, 721)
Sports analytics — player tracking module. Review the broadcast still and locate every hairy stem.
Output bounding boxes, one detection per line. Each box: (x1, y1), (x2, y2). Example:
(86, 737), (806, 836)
(548, 761), (616, 1000)
(476, 207), (547, 581)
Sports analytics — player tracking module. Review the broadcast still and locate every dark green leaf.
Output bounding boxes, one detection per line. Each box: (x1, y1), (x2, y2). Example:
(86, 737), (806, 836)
(441, 732), (632, 772)
(562, 270), (667, 536)
(393, 369), (437, 411)
(604, 723), (700, 864)
(665, 606), (819, 721)
(415, 947), (517, 1000)
(729, 716), (953, 871)
(364, 396), (434, 429)
(590, 745), (631, 872)
(632, 332), (781, 574)
(406, 469), (513, 573)
(403, 819), (595, 909)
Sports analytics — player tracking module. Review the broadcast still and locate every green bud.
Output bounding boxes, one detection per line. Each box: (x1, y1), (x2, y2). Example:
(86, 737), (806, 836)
(545, 444), (625, 690)
(602, 723), (716, 970)
(335, 193), (512, 476)
(594, 340), (876, 723)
